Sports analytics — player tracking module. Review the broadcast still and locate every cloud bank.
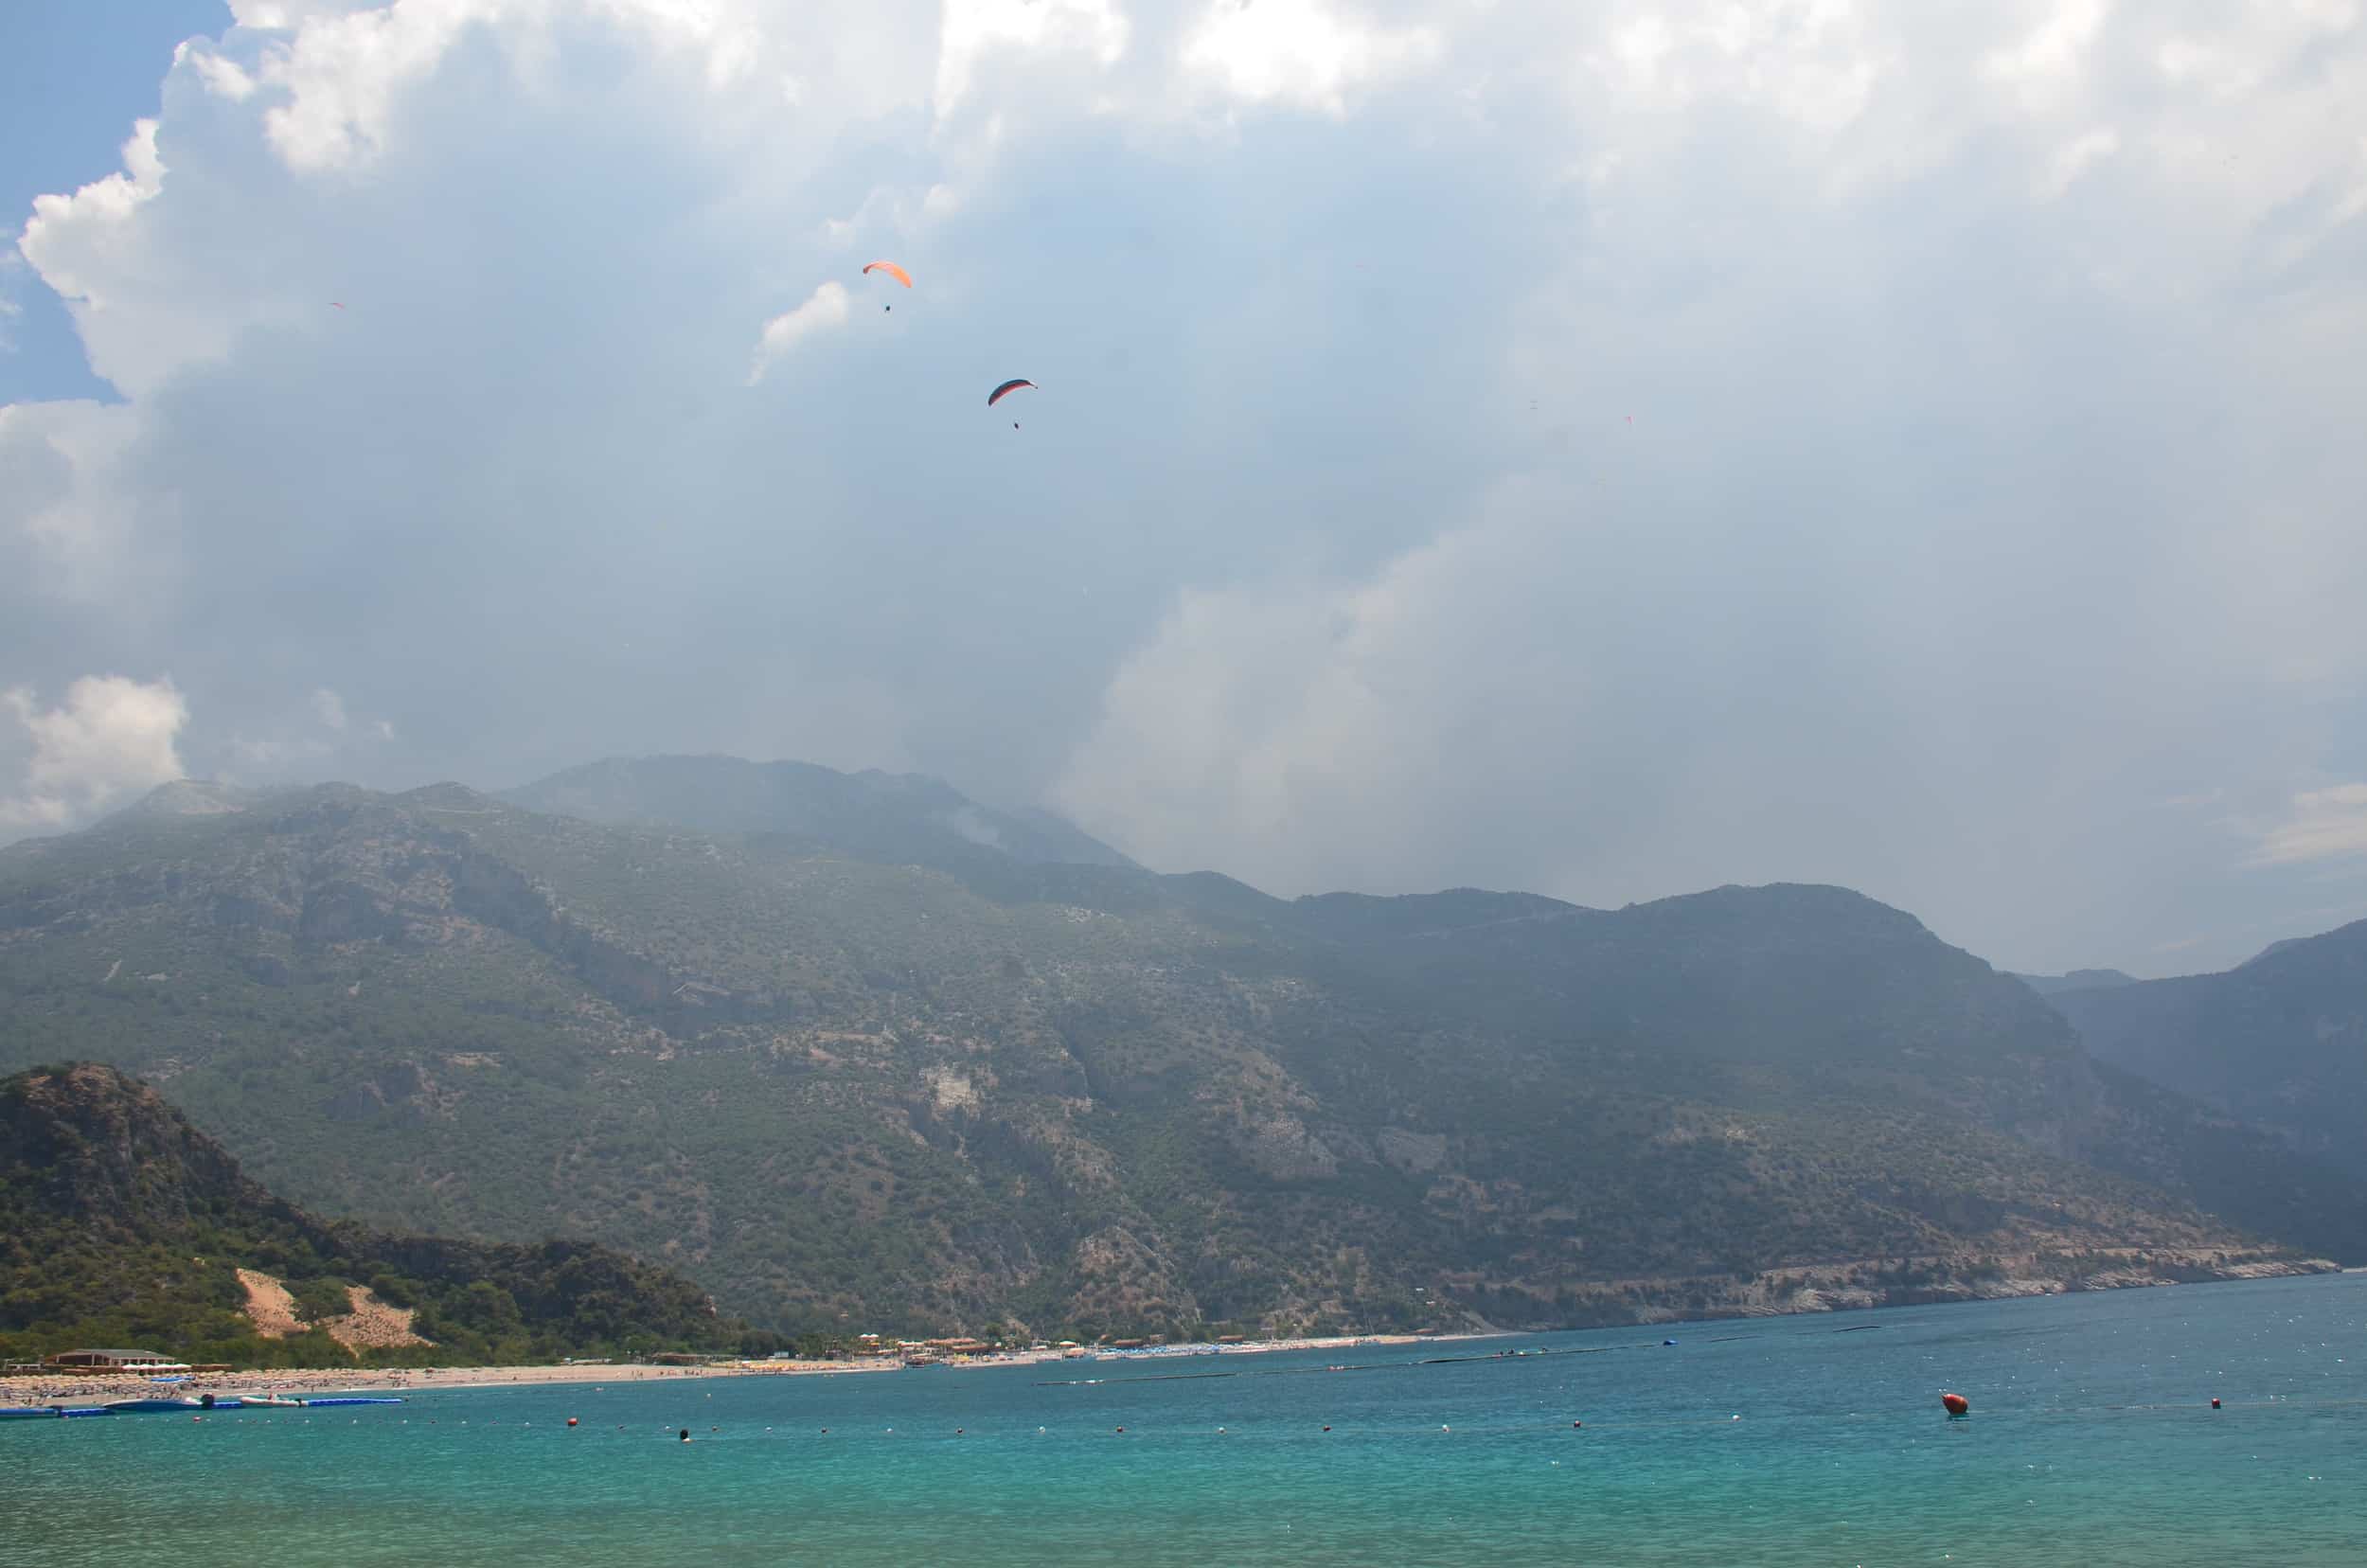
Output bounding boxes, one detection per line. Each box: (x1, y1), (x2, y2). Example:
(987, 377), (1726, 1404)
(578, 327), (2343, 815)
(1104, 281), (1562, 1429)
(4, 0), (2366, 974)
(0, 674), (189, 829)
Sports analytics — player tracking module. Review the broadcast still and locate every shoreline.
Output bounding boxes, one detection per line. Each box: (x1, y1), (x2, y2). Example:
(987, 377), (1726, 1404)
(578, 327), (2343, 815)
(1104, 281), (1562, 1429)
(9, 1262), (2337, 1408)
(0, 1332), (1474, 1406)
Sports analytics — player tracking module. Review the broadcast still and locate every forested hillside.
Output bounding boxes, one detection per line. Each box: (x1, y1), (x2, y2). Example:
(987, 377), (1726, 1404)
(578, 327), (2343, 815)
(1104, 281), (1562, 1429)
(1, 761), (2355, 1337)
(0, 1062), (751, 1365)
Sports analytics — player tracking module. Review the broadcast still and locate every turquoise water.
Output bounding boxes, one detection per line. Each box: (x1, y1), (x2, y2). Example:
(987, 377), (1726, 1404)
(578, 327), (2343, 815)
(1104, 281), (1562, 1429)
(8, 1273), (2364, 1565)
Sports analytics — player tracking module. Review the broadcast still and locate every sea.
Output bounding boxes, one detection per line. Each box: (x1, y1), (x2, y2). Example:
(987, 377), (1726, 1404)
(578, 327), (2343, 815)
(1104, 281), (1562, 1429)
(7, 1271), (2363, 1566)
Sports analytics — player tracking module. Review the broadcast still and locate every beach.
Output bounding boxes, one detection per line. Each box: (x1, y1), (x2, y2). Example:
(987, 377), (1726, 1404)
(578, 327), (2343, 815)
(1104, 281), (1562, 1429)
(1, 1333), (1438, 1405)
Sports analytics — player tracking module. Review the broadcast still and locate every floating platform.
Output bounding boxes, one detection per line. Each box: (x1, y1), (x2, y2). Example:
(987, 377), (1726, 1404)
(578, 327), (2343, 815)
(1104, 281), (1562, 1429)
(102, 1398), (203, 1415)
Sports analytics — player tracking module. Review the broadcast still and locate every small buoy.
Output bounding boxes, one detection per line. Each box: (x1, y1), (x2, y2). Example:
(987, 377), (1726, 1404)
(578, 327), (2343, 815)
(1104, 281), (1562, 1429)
(567, 1417), (578, 1427)
(1323, 1425), (1331, 1432)
(2212, 1398), (2221, 1410)
(1573, 1420), (1583, 1429)
(1941, 1393), (1970, 1417)
(1115, 1426), (1125, 1434)
(955, 1429), (964, 1435)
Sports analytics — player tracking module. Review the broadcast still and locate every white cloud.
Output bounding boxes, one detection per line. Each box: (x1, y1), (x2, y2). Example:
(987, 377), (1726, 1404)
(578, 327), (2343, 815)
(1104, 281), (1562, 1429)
(2252, 785), (2367, 866)
(2038, 125), (2119, 199)
(245, 2), (483, 172)
(747, 280), (852, 383)
(4, 0), (2366, 973)
(1180, 0), (1439, 114)
(0, 675), (189, 832)
(1984, 0), (2109, 97)
(0, 250), (24, 354)
(229, 735), (334, 769)
(18, 119), (168, 318)
(937, 0), (1130, 117)
(0, 400), (164, 610)
(222, 685), (399, 778)
(181, 40), (259, 101)
(15, 117), (247, 396)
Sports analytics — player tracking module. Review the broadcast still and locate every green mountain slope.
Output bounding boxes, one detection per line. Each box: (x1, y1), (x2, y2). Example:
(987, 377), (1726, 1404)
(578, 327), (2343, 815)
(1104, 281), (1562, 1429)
(0, 1062), (749, 1365)
(2048, 918), (2367, 1180)
(0, 777), (2352, 1339)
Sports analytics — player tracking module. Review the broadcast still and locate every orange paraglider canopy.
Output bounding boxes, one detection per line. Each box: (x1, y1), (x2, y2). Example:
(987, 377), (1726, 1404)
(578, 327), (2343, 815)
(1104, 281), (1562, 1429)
(862, 261), (913, 288)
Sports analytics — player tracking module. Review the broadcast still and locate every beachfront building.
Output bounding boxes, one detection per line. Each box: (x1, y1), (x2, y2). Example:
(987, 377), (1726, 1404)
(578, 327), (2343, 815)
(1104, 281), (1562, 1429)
(44, 1348), (190, 1372)
(925, 1338), (993, 1357)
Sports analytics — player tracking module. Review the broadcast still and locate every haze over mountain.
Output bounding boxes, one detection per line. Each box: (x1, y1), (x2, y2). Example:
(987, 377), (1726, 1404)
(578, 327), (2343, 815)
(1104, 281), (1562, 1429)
(2015, 970), (2141, 998)
(2, 757), (2357, 1339)
(0, 1061), (742, 1365)
(2045, 918), (2367, 1183)
(505, 756), (1137, 873)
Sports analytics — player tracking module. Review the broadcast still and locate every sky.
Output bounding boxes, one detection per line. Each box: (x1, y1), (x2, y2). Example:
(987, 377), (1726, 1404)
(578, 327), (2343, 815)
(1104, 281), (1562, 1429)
(2, 0), (2365, 980)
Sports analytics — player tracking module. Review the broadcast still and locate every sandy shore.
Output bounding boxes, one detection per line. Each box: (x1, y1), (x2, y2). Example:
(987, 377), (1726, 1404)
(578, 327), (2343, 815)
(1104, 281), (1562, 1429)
(2, 1334), (1447, 1405)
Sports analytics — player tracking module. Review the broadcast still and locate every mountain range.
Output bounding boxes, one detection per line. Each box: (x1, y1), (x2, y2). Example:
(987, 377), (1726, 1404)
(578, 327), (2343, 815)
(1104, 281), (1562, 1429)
(2041, 918), (2367, 1182)
(1, 755), (2358, 1340)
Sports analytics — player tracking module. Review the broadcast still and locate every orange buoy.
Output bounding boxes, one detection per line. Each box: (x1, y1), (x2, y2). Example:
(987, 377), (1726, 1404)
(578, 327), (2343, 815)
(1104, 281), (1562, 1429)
(567, 1417), (578, 1427)
(1940, 1392), (1969, 1417)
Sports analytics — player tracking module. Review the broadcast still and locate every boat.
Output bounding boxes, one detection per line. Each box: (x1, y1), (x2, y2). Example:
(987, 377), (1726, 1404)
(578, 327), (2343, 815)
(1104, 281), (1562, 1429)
(102, 1397), (203, 1414)
(0, 1406), (65, 1421)
(238, 1395), (304, 1408)
(301, 1397), (404, 1408)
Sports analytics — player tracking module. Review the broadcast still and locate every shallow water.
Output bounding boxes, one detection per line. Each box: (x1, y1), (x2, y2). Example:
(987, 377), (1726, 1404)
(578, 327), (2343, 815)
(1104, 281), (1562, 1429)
(8, 1273), (2363, 1565)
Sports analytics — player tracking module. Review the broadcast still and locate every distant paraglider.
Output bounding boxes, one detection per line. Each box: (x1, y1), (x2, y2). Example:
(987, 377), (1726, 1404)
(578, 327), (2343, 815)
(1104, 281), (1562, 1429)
(989, 378), (1036, 428)
(863, 260), (912, 311)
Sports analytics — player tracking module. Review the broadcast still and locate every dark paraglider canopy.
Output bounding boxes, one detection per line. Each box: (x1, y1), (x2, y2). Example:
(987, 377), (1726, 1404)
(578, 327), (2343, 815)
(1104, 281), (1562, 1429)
(988, 378), (1036, 407)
